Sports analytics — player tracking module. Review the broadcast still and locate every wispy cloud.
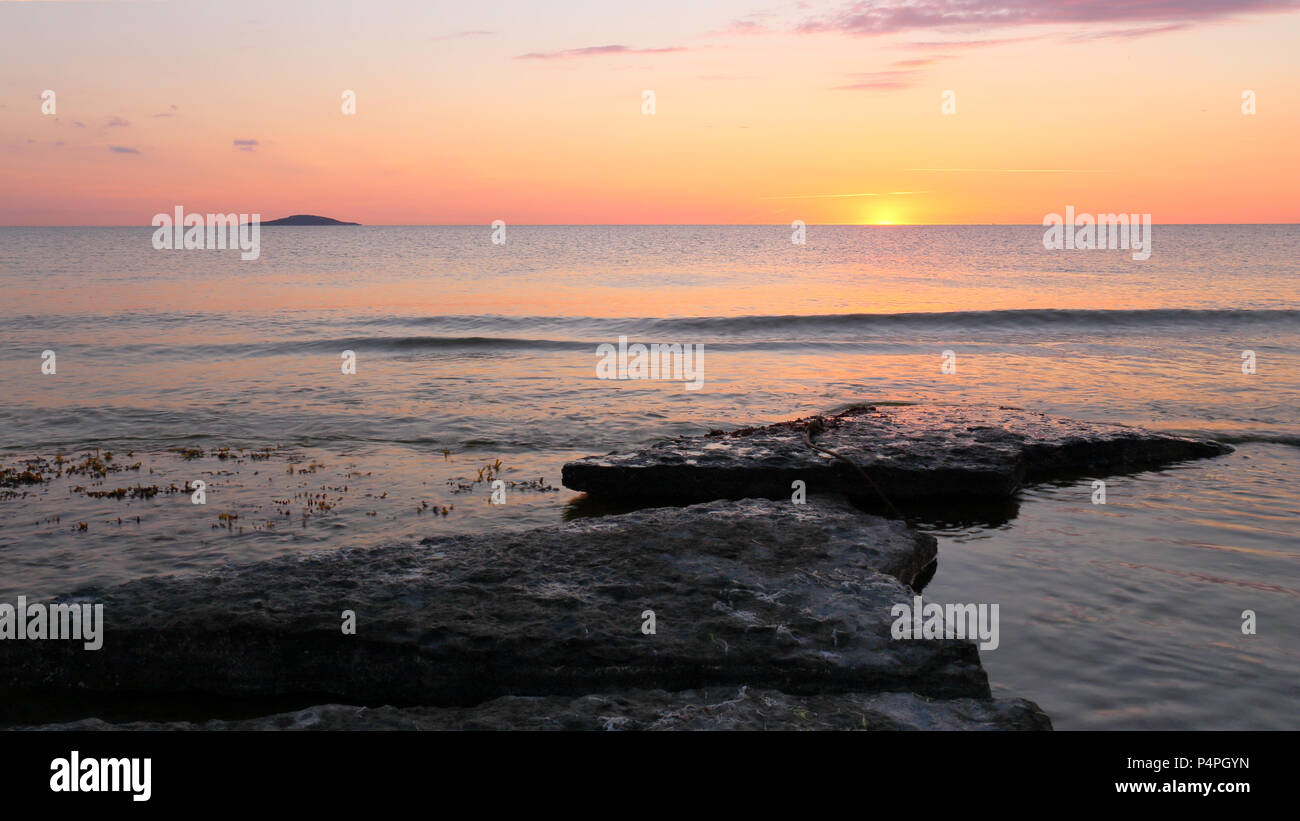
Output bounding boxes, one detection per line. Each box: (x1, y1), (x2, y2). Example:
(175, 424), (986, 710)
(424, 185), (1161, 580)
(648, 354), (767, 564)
(835, 70), (920, 90)
(108, 145), (139, 154)
(1069, 22), (1193, 39)
(233, 138), (259, 152)
(834, 55), (953, 90)
(104, 116), (130, 127)
(721, 19), (770, 35)
(842, 66), (935, 90)
(515, 44), (686, 60)
(796, 0), (1300, 36)
(703, 16), (774, 37)
(904, 36), (1036, 49)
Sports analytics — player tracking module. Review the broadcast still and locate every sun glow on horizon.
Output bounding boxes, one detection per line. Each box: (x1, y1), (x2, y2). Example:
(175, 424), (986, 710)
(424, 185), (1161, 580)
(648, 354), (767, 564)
(863, 204), (905, 225)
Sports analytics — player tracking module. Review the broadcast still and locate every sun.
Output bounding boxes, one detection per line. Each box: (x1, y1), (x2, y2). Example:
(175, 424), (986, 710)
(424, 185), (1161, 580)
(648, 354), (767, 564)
(861, 205), (903, 225)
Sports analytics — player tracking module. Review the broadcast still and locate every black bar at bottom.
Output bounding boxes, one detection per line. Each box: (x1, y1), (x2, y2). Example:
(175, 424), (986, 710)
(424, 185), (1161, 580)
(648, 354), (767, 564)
(0, 730), (1283, 809)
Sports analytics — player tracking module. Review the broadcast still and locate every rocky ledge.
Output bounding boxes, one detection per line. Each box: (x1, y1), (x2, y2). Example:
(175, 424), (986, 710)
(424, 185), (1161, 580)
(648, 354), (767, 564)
(7, 405), (1171, 731)
(0, 496), (1045, 729)
(561, 403), (1231, 503)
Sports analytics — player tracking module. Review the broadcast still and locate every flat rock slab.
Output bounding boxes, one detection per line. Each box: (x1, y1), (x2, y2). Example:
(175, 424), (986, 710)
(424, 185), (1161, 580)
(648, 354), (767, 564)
(1, 497), (991, 711)
(15, 688), (1050, 731)
(561, 404), (1231, 502)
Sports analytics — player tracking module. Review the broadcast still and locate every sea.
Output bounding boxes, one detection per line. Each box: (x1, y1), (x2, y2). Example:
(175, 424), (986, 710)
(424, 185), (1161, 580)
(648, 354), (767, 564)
(1, 224), (1296, 729)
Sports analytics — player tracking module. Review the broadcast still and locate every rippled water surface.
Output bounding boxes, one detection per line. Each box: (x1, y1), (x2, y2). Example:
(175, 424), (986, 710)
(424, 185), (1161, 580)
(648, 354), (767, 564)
(1, 225), (1296, 729)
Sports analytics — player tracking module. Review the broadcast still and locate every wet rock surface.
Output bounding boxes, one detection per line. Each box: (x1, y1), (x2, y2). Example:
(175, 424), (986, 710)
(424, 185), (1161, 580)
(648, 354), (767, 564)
(2, 497), (995, 716)
(15, 688), (1051, 731)
(7, 406), (1135, 731)
(561, 403), (1231, 502)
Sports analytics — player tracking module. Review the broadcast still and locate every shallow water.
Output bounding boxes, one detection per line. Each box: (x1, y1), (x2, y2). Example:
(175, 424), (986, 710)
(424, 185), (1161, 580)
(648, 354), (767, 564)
(1, 225), (1297, 728)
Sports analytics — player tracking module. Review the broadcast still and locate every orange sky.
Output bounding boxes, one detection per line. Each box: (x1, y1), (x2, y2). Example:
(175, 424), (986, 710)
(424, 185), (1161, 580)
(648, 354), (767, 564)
(2, 0), (1298, 224)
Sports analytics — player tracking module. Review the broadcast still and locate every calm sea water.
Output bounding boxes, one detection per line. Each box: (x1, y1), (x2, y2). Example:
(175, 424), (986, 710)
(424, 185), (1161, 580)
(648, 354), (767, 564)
(1, 225), (1297, 729)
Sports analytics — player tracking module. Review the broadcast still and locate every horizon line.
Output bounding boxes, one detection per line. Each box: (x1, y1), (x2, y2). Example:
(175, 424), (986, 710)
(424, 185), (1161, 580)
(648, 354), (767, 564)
(3, 222), (1299, 228)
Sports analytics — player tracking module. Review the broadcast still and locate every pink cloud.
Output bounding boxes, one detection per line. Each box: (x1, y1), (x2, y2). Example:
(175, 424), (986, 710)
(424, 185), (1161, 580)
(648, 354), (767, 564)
(796, 0), (1300, 36)
(515, 44), (687, 60)
(835, 69), (925, 90)
(1069, 22), (1194, 39)
(836, 79), (916, 89)
(902, 35), (1043, 49)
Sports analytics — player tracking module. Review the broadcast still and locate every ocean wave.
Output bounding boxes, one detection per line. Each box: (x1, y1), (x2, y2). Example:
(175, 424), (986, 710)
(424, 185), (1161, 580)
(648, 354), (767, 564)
(369, 308), (1300, 336)
(7, 307), (1296, 335)
(1211, 433), (1300, 448)
(3, 309), (1296, 360)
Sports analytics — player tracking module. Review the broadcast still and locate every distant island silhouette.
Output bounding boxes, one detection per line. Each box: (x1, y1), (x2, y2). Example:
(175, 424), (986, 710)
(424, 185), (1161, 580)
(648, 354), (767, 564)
(259, 215), (360, 226)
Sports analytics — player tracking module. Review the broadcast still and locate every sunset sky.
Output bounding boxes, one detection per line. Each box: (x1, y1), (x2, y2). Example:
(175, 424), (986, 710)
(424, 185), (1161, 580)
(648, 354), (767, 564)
(2, 0), (1298, 225)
